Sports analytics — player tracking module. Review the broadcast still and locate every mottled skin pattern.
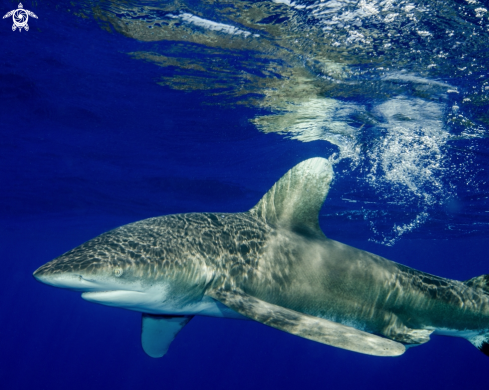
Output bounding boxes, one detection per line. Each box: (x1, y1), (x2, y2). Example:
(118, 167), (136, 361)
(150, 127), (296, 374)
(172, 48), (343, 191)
(36, 210), (489, 345)
(35, 212), (267, 311)
(34, 158), (489, 354)
(234, 226), (489, 344)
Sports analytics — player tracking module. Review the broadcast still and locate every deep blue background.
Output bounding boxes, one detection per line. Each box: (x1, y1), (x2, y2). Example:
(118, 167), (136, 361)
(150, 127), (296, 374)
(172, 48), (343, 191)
(1, 1), (488, 389)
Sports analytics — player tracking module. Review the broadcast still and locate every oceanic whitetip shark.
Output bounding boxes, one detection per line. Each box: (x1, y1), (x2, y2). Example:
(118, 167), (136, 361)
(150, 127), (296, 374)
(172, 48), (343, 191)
(34, 158), (489, 358)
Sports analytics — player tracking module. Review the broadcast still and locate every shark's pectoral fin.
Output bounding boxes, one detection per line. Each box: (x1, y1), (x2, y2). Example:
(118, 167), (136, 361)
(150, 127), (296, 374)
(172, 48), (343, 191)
(141, 314), (193, 358)
(208, 289), (405, 357)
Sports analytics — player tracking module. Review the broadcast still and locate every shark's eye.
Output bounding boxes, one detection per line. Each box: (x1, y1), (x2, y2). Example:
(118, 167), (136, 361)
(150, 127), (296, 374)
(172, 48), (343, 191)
(114, 267), (123, 277)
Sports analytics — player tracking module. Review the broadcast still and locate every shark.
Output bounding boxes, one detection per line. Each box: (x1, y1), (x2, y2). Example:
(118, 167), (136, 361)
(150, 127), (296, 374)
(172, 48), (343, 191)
(33, 158), (489, 358)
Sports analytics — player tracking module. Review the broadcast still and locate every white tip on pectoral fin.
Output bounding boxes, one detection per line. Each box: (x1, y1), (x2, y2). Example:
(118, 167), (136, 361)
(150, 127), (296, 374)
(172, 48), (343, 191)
(141, 314), (193, 358)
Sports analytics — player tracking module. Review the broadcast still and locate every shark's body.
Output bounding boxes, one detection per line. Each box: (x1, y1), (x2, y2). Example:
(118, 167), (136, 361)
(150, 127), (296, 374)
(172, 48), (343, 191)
(34, 158), (489, 358)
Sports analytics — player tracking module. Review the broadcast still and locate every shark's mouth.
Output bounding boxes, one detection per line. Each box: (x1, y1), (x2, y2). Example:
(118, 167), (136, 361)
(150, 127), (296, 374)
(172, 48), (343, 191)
(82, 290), (148, 307)
(81, 290), (172, 314)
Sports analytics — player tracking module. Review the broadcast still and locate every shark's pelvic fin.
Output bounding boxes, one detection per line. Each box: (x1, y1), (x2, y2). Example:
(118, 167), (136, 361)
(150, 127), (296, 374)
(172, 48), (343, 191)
(382, 314), (433, 345)
(208, 289), (405, 357)
(249, 157), (333, 236)
(141, 314), (193, 358)
(464, 274), (489, 295)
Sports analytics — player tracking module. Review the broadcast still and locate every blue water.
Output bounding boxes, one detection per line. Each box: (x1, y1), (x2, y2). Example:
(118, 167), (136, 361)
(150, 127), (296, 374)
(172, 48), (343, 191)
(2, 0), (489, 388)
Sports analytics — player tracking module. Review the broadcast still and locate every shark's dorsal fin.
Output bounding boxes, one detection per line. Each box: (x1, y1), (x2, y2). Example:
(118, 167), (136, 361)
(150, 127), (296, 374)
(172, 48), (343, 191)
(249, 157), (333, 236)
(141, 314), (193, 358)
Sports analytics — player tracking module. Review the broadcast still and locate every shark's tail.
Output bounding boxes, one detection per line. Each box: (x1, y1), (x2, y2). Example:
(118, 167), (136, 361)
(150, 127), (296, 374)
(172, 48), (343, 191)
(464, 274), (489, 357)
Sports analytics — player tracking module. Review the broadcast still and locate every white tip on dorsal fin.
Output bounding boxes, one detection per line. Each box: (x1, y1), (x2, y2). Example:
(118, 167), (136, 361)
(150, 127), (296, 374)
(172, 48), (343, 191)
(249, 157), (334, 236)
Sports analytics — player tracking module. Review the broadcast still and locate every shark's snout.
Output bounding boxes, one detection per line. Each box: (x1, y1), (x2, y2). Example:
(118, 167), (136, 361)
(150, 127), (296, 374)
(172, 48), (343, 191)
(33, 264), (103, 291)
(33, 264), (53, 284)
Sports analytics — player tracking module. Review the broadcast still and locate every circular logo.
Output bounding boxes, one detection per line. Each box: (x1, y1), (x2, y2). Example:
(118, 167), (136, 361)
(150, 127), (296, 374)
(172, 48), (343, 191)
(13, 9), (28, 29)
(3, 3), (38, 32)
